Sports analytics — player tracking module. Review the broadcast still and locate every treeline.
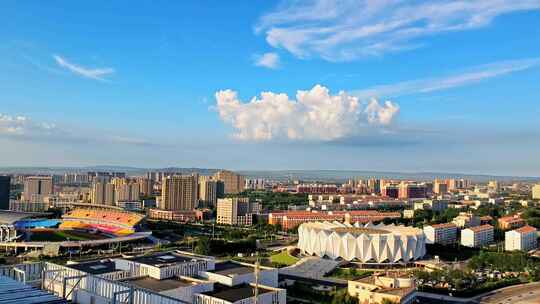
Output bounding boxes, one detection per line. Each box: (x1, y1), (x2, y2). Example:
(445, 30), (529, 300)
(230, 190), (308, 210)
(195, 237), (257, 256)
(522, 207), (540, 228)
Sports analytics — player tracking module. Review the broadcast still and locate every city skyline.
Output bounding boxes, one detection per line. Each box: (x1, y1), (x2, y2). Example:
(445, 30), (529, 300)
(2, 1), (540, 175)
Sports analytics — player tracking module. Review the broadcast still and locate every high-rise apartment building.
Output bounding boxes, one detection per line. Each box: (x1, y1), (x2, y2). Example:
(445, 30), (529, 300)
(213, 170), (245, 195)
(160, 175), (198, 211)
(23, 176), (53, 203)
(367, 179), (381, 194)
(115, 181), (140, 203)
(433, 180), (448, 195)
(91, 178), (141, 205)
(0, 176), (10, 210)
(198, 176), (217, 207)
(381, 184), (399, 198)
(91, 182), (116, 205)
(62, 173), (90, 184)
(87, 171), (125, 183)
(532, 184), (540, 200)
(137, 177), (154, 197)
(245, 178), (266, 191)
(398, 182), (427, 199)
(216, 197), (260, 226)
(488, 180), (500, 192)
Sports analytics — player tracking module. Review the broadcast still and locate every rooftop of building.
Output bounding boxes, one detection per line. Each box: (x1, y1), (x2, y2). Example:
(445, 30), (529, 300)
(0, 275), (68, 304)
(0, 210), (49, 225)
(212, 261), (255, 276)
(514, 225), (537, 234)
(122, 276), (200, 292)
(498, 216), (524, 223)
(430, 222), (457, 229)
(467, 224), (493, 232)
(332, 227), (390, 235)
(128, 251), (197, 267)
(301, 221), (423, 236)
(66, 259), (119, 275)
(354, 275), (415, 297)
(201, 283), (273, 302)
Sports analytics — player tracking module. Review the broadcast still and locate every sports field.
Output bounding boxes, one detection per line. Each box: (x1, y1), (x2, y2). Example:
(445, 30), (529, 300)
(28, 230), (109, 242)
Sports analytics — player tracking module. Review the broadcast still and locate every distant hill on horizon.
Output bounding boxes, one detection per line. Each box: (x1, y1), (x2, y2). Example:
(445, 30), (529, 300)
(0, 166), (538, 182)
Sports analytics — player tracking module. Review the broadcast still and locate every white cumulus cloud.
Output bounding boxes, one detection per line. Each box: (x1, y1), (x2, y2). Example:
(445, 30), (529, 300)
(256, 0), (540, 61)
(253, 52), (280, 69)
(215, 85), (399, 141)
(53, 55), (114, 81)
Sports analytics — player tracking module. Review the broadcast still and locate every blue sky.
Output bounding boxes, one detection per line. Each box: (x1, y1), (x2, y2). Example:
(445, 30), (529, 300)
(1, 1), (540, 176)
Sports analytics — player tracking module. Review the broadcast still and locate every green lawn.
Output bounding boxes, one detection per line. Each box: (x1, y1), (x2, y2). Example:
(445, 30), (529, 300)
(327, 268), (373, 280)
(270, 251), (299, 266)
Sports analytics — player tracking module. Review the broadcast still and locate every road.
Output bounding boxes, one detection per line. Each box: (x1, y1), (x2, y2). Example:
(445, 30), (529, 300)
(476, 282), (540, 304)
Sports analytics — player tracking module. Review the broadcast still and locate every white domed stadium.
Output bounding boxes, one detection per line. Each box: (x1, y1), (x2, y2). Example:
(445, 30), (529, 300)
(297, 221), (426, 263)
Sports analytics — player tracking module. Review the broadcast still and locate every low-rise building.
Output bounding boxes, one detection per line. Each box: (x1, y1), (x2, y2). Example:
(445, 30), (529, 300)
(148, 208), (199, 222)
(452, 212), (480, 228)
(480, 216), (493, 225)
(461, 224), (494, 248)
(505, 225), (538, 252)
(413, 199), (448, 212)
(498, 215), (525, 230)
(199, 260), (278, 288)
(348, 274), (416, 304)
(121, 275), (214, 303)
(423, 223), (458, 245)
(194, 282), (286, 304)
(403, 209), (414, 219)
(268, 210), (401, 230)
(115, 251), (215, 280)
(40, 253), (286, 304)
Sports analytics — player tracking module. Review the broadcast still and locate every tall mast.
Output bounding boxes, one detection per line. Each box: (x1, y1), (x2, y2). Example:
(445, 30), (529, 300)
(254, 254), (260, 304)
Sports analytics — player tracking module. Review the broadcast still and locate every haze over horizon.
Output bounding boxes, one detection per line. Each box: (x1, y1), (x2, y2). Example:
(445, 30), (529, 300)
(2, 1), (540, 176)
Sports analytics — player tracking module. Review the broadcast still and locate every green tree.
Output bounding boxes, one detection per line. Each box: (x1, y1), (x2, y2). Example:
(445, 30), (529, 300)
(331, 290), (356, 304)
(195, 236), (211, 255)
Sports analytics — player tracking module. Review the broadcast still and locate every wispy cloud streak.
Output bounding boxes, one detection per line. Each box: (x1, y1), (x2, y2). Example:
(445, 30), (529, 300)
(53, 55), (114, 81)
(353, 58), (540, 98)
(0, 113), (158, 147)
(256, 0), (540, 61)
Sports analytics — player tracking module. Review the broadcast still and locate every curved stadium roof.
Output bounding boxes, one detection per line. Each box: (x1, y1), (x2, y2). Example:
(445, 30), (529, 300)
(0, 211), (48, 225)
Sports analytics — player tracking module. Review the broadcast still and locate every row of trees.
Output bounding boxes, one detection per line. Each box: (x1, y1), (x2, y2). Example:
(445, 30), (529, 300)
(232, 190), (308, 210)
(194, 236), (256, 256)
(468, 251), (539, 274)
(522, 207), (540, 228)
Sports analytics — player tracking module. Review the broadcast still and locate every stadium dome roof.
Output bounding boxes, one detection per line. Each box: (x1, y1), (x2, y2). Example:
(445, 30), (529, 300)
(0, 210), (48, 225)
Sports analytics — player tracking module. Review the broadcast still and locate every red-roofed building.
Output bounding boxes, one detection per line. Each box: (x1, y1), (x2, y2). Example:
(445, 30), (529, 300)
(268, 210), (400, 231)
(498, 215), (525, 230)
(461, 224), (494, 248)
(423, 223), (458, 245)
(480, 216), (493, 225)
